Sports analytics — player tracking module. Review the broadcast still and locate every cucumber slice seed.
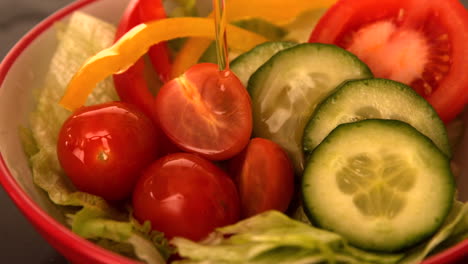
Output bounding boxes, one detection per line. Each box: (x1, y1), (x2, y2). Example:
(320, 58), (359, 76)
(303, 78), (451, 157)
(337, 152), (417, 219)
(302, 119), (455, 252)
(248, 43), (373, 173)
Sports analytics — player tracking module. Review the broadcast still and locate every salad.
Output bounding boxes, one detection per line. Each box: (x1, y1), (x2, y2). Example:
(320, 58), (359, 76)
(22, 0), (468, 263)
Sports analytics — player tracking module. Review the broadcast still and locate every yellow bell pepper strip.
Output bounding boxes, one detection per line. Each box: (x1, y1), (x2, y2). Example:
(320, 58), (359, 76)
(59, 17), (267, 111)
(171, 0), (337, 78)
(171, 38), (213, 81)
(224, 0), (336, 26)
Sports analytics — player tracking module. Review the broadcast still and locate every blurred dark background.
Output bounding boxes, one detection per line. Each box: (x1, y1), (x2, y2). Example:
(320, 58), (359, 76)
(1, 1), (74, 263)
(1, 0), (468, 263)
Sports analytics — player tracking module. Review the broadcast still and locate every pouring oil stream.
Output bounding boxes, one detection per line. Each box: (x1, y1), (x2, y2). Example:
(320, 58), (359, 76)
(213, 0), (230, 71)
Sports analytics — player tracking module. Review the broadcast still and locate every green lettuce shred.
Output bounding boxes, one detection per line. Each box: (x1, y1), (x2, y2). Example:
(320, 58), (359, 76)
(18, 126), (39, 159)
(172, 211), (403, 264)
(29, 11), (120, 211)
(398, 201), (468, 263)
(168, 0), (198, 17)
(172, 207), (468, 264)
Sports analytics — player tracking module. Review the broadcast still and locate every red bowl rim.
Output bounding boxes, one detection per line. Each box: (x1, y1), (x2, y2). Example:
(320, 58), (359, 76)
(0, 0), (139, 263)
(0, 0), (467, 263)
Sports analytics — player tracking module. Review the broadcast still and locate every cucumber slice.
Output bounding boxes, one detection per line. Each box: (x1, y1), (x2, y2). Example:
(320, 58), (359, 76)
(302, 119), (455, 252)
(303, 78), (451, 157)
(248, 43), (373, 173)
(230, 41), (297, 86)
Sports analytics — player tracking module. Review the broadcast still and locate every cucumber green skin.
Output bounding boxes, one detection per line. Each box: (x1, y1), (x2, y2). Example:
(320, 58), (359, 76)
(230, 41), (297, 87)
(303, 78), (451, 158)
(302, 119), (455, 253)
(248, 43), (373, 173)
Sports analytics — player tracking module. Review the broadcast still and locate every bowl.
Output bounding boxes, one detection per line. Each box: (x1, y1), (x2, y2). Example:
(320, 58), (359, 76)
(0, 0), (467, 263)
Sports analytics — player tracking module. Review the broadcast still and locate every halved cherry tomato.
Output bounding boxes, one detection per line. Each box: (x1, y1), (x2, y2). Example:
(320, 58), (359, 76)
(155, 63), (252, 161)
(309, 0), (468, 122)
(132, 153), (240, 241)
(57, 102), (159, 201)
(228, 138), (294, 218)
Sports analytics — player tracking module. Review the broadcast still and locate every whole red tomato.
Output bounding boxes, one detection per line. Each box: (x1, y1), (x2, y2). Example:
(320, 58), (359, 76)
(132, 153), (240, 241)
(57, 102), (159, 201)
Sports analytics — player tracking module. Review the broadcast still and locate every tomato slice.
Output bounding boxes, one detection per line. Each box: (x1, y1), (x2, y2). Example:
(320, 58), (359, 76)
(132, 153), (240, 241)
(309, 0), (468, 122)
(228, 138), (294, 218)
(155, 63), (252, 161)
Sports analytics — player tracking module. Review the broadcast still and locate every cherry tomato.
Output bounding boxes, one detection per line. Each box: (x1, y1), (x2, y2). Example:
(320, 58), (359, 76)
(309, 0), (468, 122)
(155, 63), (252, 161)
(229, 138), (294, 218)
(57, 102), (159, 201)
(132, 153), (240, 241)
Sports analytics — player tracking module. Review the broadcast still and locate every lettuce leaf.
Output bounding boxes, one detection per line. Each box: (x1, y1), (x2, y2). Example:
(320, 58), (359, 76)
(172, 211), (404, 264)
(172, 206), (468, 264)
(398, 200), (468, 263)
(29, 9), (120, 220)
(71, 206), (172, 264)
(167, 0), (198, 17)
(26, 11), (170, 264)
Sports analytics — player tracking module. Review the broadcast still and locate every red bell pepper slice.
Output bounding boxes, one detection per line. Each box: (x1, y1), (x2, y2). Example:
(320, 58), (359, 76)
(113, 0), (178, 155)
(139, 0), (172, 82)
(113, 0), (171, 117)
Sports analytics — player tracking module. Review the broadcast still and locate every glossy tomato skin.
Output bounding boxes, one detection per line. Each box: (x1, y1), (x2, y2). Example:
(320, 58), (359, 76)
(155, 63), (253, 161)
(309, 0), (468, 122)
(132, 153), (240, 241)
(229, 138), (294, 218)
(57, 102), (159, 201)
